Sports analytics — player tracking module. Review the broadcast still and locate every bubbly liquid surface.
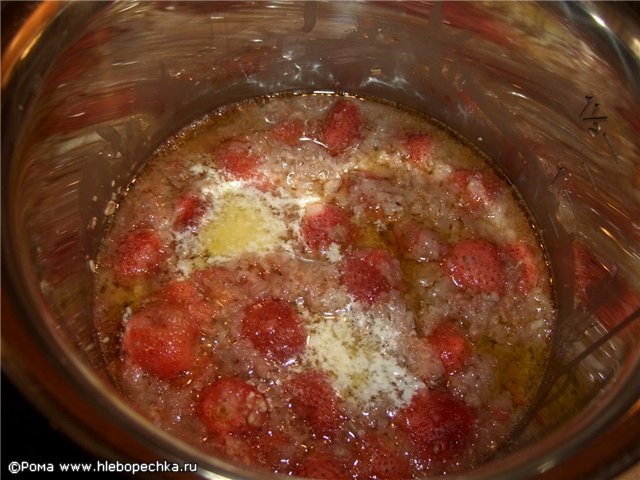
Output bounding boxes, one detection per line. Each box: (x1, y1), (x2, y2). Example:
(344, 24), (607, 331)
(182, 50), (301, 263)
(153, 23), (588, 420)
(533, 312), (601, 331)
(94, 93), (555, 478)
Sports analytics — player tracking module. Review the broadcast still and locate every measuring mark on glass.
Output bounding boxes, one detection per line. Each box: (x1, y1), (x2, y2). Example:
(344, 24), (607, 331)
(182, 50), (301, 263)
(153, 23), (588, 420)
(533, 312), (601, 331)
(551, 163), (566, 185)
(581, 159), (597, 192)
(561, 187), (577, 219)
(580, 94), (620, 165)
(580, 94), (608, 137)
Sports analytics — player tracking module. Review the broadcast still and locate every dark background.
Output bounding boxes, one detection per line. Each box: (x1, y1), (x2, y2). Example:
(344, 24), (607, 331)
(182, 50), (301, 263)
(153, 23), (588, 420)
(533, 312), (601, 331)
(1, 372), (119, 477)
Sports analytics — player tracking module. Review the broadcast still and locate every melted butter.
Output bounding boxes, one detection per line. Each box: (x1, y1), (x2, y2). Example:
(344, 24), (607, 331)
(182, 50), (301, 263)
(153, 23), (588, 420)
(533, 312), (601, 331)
(199, 192), (286, 259)
(479, 338), (547, 405)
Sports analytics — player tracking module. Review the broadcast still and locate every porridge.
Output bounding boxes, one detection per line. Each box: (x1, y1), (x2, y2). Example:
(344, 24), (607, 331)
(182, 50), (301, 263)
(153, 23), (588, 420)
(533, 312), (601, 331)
(93, 94), (555, 478)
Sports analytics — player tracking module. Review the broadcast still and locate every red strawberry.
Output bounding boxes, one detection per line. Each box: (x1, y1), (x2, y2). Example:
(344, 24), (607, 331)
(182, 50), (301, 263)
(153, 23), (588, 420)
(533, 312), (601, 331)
(252, 428), (296, 470)
(340, 248), (403, 304)
(449, 168), (501, 209)
(353, 433), (412, 480)
(287, 370), (345, 437)
(405, 133), (433, 165)
(199, 377), (268, 437)
(444, 239), (505, 295)
(573, 242), (607, 304)
(397, 388), (474, 463)
(319, 99), (362, 156)
(271, 118), (305, 146)
(191, 265), (237, 293)
(44, 86), (141, 137)
(596, 283), (640, 330)
(123, 303), (199, 380)
(301, 203), (355, 252)
(504, 241), (538, 294)
(163, 279), (213, 325)
(573, 242), (640, 329)
(242, 298), (306, 363)
(113, 228), (166, 281)
(216, 140), (260, 180)
(295, 451), (349, 479)
(173, 193), (206, 230)
(393, 219), (444, 262)
(163, 278), (200, 303)
(571, 243), (640, 332)
(427, 323), (469, 375)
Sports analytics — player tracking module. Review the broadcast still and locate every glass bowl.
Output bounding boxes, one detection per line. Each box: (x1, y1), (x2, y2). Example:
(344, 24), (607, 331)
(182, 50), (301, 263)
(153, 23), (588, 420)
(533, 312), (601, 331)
(2, 2), (639, 479)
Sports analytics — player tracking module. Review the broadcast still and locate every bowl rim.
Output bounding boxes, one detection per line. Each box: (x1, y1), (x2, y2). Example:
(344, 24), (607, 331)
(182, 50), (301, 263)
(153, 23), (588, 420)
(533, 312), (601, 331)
(2, 2), (640, 479)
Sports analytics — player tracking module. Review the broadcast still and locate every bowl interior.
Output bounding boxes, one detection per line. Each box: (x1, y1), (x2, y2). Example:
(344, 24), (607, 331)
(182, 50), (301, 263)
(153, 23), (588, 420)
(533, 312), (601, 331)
(2, 2), (640, 479)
